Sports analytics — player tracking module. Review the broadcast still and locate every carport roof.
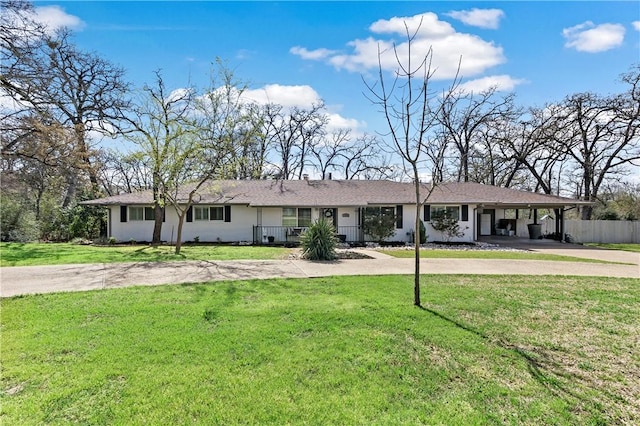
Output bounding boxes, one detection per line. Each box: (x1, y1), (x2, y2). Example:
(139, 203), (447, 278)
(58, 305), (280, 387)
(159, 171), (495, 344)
(82, 179), (590, 208)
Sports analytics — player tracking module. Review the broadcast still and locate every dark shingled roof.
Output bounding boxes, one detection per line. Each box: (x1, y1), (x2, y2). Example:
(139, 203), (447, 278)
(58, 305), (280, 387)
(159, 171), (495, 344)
(82, 179), (588, 207)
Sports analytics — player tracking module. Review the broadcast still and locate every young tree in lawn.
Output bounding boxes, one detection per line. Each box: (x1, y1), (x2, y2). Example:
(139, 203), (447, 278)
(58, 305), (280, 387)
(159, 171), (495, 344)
(364, 20), (458, 307)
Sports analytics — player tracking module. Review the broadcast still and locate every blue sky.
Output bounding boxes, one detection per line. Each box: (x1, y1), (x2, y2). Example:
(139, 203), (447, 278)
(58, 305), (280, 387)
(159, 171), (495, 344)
(31, 1), (640, 137)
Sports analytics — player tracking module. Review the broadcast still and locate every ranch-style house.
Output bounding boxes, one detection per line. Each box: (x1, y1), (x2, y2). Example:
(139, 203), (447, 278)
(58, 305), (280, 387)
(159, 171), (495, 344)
(82, 179), (590, 244)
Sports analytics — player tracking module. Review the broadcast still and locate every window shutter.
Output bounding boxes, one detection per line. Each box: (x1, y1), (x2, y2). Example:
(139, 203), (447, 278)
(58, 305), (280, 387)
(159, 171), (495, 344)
(395, 205), (403, 229)
(423, 204), (431, 222)
(162, 208), (166, 222)
(120, 205), (127, 222)
(461, 205), (469, 221)
(224, 205), (231, 223)
(186, 206), (193, 223)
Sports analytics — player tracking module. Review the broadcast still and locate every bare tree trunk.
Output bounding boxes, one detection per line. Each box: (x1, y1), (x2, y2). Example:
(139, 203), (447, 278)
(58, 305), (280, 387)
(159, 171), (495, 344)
(152, 203), (163, 246)
(174, 211), (187, 255)
(412, 167), (421, 307)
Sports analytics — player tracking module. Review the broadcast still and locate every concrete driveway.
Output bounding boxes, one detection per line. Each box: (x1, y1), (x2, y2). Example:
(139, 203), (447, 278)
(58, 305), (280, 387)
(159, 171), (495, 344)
(1, 245), (638, 298)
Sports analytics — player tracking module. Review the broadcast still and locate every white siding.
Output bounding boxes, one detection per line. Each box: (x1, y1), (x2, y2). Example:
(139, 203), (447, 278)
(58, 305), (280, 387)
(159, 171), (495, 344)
(423, 204), (476, 243)
(108, 203), (479, 243)
(108, 205), (256, 243)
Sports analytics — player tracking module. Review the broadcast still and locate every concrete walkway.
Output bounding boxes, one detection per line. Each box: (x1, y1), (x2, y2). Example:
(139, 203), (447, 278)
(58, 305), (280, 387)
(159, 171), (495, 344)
(1, 247), (638, 298)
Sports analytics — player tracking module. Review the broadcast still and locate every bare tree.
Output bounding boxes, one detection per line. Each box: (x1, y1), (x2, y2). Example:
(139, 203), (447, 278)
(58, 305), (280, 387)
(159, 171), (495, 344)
(465, 110), (534, 189)
(500, 105), (571, 195)
(437, 87), (516, 182)
(259, 102), (327, 179)
(551, 66), (640, 219)
(364, 21), (458, 307)
(340, 134), (396, 180)
(99, 149), (152, 195)
(309, 128), (352, 179)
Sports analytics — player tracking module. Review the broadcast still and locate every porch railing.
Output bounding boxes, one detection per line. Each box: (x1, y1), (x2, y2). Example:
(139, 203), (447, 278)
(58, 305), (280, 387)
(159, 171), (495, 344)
(253, 226), (363, 244)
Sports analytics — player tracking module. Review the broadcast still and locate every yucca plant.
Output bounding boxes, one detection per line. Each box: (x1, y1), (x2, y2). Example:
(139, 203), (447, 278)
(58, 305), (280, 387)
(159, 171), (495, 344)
(300, 219), (338, 260)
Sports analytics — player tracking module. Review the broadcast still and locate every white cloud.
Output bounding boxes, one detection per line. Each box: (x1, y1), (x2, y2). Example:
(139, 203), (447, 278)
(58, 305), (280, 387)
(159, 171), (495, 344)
(167, 87), (194, 103)
(325, 113), (365, 134)
(289, 46), (337, 60)
(33, 5), (85, 33)
(370, 12), (454, 38)
(242, 84), (322, 108)
(454, 75), (526, 94)
(445, 8), (505, 30)
(291, 12), (506, 80)
(633, 21), (640, 31)
(562, 21), (625, 53)
(240, 84), (365, 133)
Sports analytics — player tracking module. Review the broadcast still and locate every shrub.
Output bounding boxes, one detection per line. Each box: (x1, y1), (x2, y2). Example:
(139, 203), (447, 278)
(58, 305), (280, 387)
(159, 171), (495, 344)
(300, 219), (337, 261)
(0, 194), (39, 242)
(431, 211), (465, 243)
(419, 220), (427, 244)
(362, 210), (396, 242)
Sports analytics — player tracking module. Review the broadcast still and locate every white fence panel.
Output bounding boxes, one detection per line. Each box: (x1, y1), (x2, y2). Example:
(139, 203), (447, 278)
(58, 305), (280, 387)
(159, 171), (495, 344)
(564, 220), (640, 243)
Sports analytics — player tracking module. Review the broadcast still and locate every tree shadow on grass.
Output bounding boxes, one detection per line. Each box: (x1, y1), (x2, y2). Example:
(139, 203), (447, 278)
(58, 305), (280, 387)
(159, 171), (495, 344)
(417, 304), (608, 422)
(1, 243), (55, 265)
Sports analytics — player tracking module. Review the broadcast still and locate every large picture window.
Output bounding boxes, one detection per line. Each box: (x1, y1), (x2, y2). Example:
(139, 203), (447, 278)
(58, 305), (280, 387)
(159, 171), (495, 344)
(282, 208), (312, 227)
(430, 206), (460, 221)
(364, 206), (395, 218)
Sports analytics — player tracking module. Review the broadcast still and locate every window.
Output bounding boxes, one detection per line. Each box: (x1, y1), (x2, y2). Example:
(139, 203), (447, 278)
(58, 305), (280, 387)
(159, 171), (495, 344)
(194, 206), (209, 221)
(364, 206), (395, 218)
(210, 206), (224, 221)
(144, 207), (154, 221)
(363, 206), (398, 229)
(430, 205), (460, 221)
(282, 208), (312, 227)
(129, 206), (144, 221)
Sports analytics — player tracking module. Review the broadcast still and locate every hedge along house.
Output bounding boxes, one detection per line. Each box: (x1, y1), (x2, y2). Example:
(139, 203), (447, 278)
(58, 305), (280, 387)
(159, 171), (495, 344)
(82, 179), (590, 244)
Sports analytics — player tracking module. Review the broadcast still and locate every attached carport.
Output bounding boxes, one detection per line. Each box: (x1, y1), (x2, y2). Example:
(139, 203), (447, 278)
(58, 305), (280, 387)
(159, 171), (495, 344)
(474, 201), (592, 242)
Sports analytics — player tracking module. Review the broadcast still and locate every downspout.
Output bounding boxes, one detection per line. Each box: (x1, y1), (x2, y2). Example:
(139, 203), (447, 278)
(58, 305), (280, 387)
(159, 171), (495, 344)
(472, 207), (478, 241)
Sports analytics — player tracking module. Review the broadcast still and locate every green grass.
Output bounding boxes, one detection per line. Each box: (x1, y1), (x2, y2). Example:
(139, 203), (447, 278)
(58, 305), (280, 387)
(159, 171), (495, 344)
(2, 275), (638, 424)
(0, 243), (292, 267)
(381, 249), (614, 263)
(586, 243), (640, 253)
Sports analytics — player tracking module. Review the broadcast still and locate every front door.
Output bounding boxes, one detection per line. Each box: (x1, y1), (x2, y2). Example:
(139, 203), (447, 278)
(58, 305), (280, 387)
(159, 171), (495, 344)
(480, 214), (492, 236)
(321, 208), (338, 228)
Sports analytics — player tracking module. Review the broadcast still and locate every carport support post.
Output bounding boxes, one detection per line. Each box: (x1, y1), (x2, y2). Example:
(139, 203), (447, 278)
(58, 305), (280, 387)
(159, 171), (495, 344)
(533, 209), (538, 225)
(559, 209), (565, 242)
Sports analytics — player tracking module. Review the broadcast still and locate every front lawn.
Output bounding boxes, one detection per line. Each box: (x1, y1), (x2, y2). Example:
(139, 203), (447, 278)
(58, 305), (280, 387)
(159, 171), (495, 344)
(586, 243), (640, 253)
(0, 243), (292, 267)
(2, 275), (638, 424)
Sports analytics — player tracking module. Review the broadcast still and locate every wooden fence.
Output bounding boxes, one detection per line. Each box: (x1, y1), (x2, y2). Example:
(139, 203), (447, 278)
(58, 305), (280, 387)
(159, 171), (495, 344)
(564, 220), (640, 243)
